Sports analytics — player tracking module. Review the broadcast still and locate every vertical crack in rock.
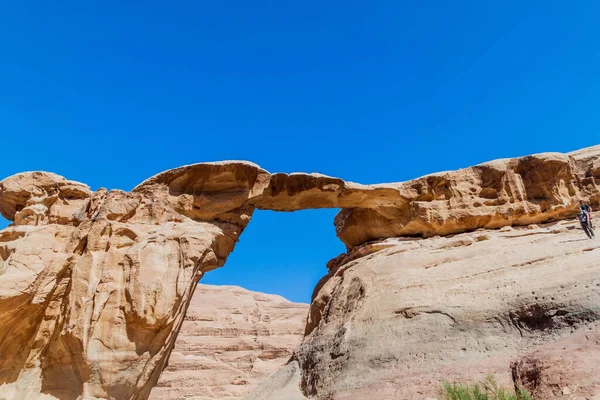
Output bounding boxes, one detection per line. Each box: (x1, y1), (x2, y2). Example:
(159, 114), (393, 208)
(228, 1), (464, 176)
(0, 146), (598, 399)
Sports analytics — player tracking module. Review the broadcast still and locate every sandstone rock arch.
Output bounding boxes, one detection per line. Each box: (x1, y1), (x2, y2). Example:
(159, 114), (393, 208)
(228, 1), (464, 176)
(0, 145), (597, 399)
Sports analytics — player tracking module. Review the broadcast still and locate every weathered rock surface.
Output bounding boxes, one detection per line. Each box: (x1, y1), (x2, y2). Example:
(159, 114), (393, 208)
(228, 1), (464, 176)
(133, 146), (600, 249)
(335, 147), (600, 248)
(149, 284), (307, 400)
(249, 213), (600, 399)
(512, 324), (600, 400)
(0, 145), (599, 400)
(0, 170), (258, 400)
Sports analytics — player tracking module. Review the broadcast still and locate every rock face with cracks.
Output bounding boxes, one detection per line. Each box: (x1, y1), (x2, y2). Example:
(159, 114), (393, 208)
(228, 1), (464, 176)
(511, 325), (600, 400)
(149, 284), (307, 400)
(251, 215), (600, 399)
(335, 146), (600, 248)
(0, 170), (254, 400)
(0, 145), (598, 400)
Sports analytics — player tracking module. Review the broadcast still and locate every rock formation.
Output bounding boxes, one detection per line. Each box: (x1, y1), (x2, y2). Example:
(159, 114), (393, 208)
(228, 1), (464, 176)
(334, 147), (600, 248)
(0, 145), (598, 399)
(149, 284), (307, 400)
(250, 215), (600, 399)
(0, 167), (262, 400)
(511, 325), (600, 400)
(133, 146), (600, 249)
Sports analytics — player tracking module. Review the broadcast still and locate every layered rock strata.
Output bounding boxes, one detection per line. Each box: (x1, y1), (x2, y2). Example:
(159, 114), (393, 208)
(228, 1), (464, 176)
(0, 145), (598, 399)
(132, 147), (600, 249)
(0, 168), (260, 400)
(149, 284), (307, 400)
(251, 214), (600, 399)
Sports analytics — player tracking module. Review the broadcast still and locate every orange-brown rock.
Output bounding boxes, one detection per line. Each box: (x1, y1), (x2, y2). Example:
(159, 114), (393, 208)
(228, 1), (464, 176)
(335, 147), (600, 248)
(149, 284), (307, 400)
(133, 161), (271, 227)
(134, 146), (600, 249)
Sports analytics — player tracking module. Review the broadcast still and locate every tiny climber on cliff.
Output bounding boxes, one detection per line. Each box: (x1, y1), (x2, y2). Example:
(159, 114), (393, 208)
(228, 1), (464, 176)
(578, 200), (593, 228)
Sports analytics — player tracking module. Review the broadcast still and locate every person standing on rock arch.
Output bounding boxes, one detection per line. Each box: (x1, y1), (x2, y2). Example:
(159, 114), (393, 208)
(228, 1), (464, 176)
(578, 200), (593, 228)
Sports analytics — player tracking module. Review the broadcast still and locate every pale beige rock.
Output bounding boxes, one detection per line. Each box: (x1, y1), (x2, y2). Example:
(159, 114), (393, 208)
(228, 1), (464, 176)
(250, 213), (600, 399)
(0, 145), (599, 400)
(149, 284), (307, 400)
(0, 170), (263, 400)
(0, 171), (91, 225)
(242, 361), (306, 400)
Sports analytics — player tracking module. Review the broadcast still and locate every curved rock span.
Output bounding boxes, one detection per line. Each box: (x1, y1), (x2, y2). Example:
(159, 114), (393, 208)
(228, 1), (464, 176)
(130, 146), (600, 248)
(0, 145), (598, 399)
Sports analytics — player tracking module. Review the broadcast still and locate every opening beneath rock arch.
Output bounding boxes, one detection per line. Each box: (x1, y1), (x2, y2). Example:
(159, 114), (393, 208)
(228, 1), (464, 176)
(202, 208), (345, 303)
(0, 215), (8, 230)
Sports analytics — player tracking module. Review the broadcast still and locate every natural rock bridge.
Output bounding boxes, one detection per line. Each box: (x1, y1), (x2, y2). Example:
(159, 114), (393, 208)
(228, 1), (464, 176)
(0, 146), (598, 399)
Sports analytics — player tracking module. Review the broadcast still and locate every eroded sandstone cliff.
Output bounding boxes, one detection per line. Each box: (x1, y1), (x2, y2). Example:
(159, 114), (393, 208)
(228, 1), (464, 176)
(149, 284), (306, 400)
(0, 168), (260, 400)
(0, 145), (598, 399)
(249, 215), (600, 399)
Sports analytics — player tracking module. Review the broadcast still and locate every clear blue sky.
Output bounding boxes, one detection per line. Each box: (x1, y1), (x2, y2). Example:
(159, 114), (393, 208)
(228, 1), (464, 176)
(1, 2), (599, 302)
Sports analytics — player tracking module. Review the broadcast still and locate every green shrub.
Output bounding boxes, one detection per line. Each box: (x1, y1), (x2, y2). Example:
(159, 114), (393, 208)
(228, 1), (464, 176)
(440, 375), (534, 400)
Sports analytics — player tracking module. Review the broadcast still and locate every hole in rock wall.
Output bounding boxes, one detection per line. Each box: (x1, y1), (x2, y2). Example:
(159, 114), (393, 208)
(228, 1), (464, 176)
(201, 209), (345, 304)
